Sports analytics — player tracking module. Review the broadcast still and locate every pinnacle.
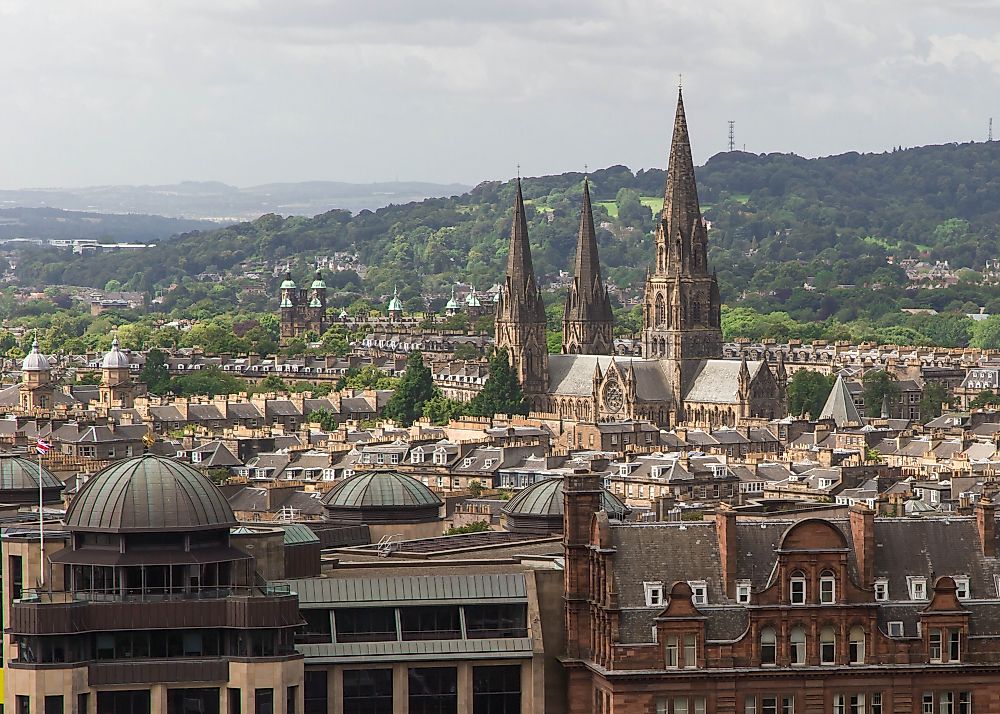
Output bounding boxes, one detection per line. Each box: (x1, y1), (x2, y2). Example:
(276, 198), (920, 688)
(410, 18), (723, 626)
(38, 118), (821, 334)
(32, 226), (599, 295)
(661, 87), (702, 228)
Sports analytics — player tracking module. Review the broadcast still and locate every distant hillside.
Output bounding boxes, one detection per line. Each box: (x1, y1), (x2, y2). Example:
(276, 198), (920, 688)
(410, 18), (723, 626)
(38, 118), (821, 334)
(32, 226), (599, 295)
(0, 180), (472, 221)
(12, 141), (1000, 327)
(0, 207), (215, 242)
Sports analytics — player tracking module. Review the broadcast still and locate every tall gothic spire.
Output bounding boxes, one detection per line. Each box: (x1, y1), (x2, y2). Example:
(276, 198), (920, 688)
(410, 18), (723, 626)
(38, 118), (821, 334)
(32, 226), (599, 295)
(496, 179), (548, 397)
(662, 88), (702, 228)
(562, 178), (613, 354)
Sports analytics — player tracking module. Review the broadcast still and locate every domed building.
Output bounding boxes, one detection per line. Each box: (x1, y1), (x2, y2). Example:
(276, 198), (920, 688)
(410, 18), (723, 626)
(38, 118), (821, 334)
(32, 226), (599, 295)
(0, 453), (63, 506)
(0, 337), (77, 412)
(323, 471), (443, 540)
(5, 454), (303, 714)
(502, 476), (629, 535)
(98, 337), (137, 407)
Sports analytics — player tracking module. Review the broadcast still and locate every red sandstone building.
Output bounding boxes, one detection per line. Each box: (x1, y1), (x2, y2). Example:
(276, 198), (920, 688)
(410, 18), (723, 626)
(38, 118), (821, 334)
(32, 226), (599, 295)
(562, 468), (1000, 714)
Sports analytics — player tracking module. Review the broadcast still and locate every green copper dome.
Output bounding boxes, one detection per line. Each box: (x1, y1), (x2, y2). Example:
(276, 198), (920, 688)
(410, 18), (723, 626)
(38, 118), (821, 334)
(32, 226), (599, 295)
(502, 477), (628, 518)
(65, 454), (237, 533)
(310, 270), (327, 290)
(323, 471), (442, 509)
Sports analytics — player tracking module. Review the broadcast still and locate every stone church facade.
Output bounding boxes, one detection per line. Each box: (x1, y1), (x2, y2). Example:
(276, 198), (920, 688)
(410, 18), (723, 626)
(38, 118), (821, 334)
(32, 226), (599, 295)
(495, 90), (786, 428)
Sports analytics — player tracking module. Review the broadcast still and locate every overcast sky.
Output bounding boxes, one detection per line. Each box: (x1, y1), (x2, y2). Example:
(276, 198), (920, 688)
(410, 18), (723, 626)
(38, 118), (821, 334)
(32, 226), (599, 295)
(0, 0), (997, 188)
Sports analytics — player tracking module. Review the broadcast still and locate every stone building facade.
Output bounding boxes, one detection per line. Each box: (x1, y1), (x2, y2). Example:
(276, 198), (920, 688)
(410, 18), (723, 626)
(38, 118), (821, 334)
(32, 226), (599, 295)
(562, 469), (1000, 714)
(280, 270), (328, 342)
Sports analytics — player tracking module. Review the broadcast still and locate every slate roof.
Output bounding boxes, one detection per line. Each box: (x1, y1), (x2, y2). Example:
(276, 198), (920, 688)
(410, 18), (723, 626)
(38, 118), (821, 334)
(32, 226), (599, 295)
(684, 359), (764, 404)
(818, 375), (863, 426)
(547, 354), (671, 401)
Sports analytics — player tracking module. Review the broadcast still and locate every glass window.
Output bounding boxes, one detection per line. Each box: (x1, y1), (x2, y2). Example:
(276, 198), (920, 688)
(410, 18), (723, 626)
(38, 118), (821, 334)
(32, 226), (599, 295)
(949, 629), (961, 662)
(665, 635), (678, 668)
(44, 697), (63, 714)
(954, 577), (969, 599)
(97, 692), (150, 714)
(285, 688), (297, 714)
(343, 670), (392, 714)
(874, 579), (888, 601)
(922, 693), (933, 714)
(253, 691), (272, 714)
(761, 698), (778, 714)
(683, 633), (697, 668)
(833, 695), (845, 714)
(693, 699), (706, 714)
(849, 627), (865, 664)
(227, 690), (240, 714)
(167, 690), (219, 714)
(819, 571), (836, 604)
(790, 626), (806, 665)
(18, 697), (30, 714)
(78, 695), (90, 714)
(688, 581), (708, 606)
(782, 697), (794, 714)
(789, 572), (806, 604)
(929, 630), (943, 662)
(303, 673), (326, 714)
(400, 606), (461, 641)
(674, 699), (688, 714)
(939, 692), (953, 714)
(473, 665), (520, 714)
(736, 581), (752, 604)
(334, 608), (397, 643)
(958, 692), (971, 714)
(744, 697), (756, 714)
(820, 627), (836, 664)
(760, 627), (777, 665)
(871, 693), (882, 714)
(408, 667), (457, 714)
(464, 604), (527, 639)
(849, 694), (865, 714)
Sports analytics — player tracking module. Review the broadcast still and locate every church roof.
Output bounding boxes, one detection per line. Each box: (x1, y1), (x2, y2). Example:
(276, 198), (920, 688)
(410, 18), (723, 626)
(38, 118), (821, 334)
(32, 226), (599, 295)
(101, 337), (130, 369)
(547, 355), (672, 401)
(22, 337), (50, 372)
(684, 359), (764, 404)
(818, 374), (863, 426)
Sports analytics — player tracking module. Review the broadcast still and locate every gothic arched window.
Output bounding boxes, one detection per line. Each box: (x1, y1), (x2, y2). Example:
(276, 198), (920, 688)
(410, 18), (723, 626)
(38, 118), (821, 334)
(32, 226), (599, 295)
(655, 293), (666, 328)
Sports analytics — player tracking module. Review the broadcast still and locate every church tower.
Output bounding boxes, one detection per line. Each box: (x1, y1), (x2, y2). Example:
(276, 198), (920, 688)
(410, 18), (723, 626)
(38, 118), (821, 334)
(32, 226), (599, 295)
(495, 179), (549, 397)
(99, 336), (135, 408)
(19, 336), (54, 411)
(562, 178), (614, 355)
(642, 88), (723, 400)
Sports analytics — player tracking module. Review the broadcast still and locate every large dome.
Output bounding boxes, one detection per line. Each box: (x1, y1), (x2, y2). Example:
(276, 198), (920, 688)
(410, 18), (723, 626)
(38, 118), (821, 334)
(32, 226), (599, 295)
(323, 471), (442, 525)
(502, 477), (628, 535)
(0, 454), (63, 505)
(65, 454), (237, 533)
(101, 337), (130, 369)
(21, 338), (51, 372)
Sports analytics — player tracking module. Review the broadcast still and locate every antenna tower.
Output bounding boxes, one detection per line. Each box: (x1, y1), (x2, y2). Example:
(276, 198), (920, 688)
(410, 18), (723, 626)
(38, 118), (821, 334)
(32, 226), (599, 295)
(990, 118), (994, 142)
(728, 120), (735, 152)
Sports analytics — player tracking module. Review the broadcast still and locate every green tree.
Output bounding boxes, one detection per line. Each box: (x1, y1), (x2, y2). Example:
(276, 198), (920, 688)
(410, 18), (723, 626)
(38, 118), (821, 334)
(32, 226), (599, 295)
(452, 343), (482, 361)
(167, 366), (246, 397)
(466, 348), (529, 417)
(970, 390), (1000, 409)
(382, 351), (438, 425)
(307, 408), (340, 431)
(423, 394), (465, 425)
(970, 315), (1000, 349)
(445, 521), (491, 535)
(919, 382), (951, 421)
(787, 370), (835, 418)
(140, 348), (171, 394)
(862, 370), (900, 418)
(256, 375), (290, 393)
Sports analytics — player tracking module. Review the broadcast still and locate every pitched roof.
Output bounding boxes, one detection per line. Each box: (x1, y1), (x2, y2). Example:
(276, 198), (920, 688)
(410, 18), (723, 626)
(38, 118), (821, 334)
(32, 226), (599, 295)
(818, 375), (863, 426)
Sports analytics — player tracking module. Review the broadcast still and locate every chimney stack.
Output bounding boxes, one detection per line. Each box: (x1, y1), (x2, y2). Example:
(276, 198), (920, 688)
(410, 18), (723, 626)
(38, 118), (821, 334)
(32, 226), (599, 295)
(716, 504), (738, 599)
(849, 503), (876, 587)
(977, 497), (997, 557)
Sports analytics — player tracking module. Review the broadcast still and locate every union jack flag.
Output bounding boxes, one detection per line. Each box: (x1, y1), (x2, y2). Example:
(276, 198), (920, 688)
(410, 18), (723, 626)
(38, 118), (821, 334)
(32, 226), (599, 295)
(35, 439), (52, 455)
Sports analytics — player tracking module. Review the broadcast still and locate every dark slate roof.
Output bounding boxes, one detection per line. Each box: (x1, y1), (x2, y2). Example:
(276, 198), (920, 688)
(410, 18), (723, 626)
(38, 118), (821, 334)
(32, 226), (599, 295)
(65, 454), (237, 533)
(0, 454), (62, 491)
(501, 477), (628, 518)
(322, 471), (442, 509)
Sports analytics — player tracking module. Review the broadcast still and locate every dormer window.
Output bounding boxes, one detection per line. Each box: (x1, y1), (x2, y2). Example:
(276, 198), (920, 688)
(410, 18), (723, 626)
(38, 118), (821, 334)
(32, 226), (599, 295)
(462, 457), (475, 468)
(874, 578), (889, 602)
(907, 576), (928, 601)
(887, 621), (904, 637)
(644, 582), (664, 608)
(688, 581), (707, 606)
(820, 571), (836, 604)
(433, 449), (448, 465)
(954, 576), (970, 600)
(790, 571), (807, 605)
(411, 448), (425, 464)
(736, 580), (752, 604)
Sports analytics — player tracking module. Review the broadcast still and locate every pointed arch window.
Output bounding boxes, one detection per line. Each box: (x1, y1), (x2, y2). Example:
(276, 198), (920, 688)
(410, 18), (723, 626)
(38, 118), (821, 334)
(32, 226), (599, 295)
(655, 294), (666, 328)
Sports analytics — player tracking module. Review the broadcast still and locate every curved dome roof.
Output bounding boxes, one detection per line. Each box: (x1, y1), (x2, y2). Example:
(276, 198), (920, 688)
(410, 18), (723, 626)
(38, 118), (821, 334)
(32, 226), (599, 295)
(279, 271), (297, 290)
(0, 454), (62, 497)
(323, 471), (442, 510)
(66, 454), (237, 533)
(101, 337), (130, 369)
(22, 338), (51, 372)
(502, 477), (629, 519)
(310, 270), (327, 290)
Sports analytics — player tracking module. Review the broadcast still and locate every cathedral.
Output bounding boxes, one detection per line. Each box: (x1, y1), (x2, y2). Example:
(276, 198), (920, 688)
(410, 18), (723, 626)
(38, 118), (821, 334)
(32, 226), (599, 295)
(279, 269), (328, 342)
(495, 89), (786, 429)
